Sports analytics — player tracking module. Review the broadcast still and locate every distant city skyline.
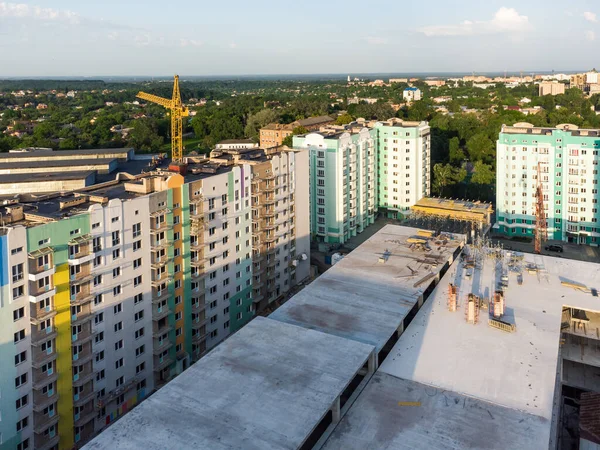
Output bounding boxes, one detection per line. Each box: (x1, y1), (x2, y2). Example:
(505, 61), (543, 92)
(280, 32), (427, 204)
(0, 0), (599, 77)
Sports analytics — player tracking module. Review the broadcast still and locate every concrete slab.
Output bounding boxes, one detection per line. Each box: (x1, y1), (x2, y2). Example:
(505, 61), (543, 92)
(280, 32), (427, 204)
(378, 247), (600, 446)
(83, 317), (375, 450)
(322, 372), (549, 450)
(270, 225), (465, 352)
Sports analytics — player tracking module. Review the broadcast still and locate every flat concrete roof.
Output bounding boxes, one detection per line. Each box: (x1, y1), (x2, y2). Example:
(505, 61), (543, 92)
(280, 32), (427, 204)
(0, 170), (95, 183)
(270, 225), (465, 352)
(0, 148), (132, 160)
(0, 158), (116, 169)
(378, 248), (600, 447)
(322, 372), (549, 450)
(84, 317), (374, 450)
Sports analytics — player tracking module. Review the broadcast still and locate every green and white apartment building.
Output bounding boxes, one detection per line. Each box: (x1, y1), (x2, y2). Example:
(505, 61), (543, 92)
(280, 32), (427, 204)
(293, 118), (431, 244)
(0, 148), (310, 450)
(496, 123), (600, 245)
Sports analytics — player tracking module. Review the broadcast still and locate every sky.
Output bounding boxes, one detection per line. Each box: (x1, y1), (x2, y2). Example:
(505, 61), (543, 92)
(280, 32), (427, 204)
(0, 0), (599, 77)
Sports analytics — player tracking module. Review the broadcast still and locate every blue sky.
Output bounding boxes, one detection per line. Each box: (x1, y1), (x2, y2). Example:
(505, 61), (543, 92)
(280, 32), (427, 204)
(0, 0), (599, 76)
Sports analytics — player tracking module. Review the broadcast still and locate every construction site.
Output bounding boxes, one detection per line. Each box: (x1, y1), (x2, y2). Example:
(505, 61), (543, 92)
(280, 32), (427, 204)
(85, 224), (600, 450)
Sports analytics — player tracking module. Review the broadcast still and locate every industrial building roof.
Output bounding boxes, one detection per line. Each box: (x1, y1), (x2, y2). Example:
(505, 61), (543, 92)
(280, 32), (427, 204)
(270, 225), (465, 352)
(0, 170), (95, 183)
(375, 248), (600, 448)
(0, 158), (117, 170)
(0, 147), (133, 160)
(322, 372), (549, 450)
(84, 317), (375, 450)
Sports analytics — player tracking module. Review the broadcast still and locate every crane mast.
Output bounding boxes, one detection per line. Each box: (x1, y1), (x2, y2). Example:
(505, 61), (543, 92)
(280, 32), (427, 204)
(137, 75), (189, 168)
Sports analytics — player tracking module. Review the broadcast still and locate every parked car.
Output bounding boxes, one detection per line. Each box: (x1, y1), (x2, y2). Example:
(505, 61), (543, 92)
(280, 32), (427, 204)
(545, 244), (563, 253)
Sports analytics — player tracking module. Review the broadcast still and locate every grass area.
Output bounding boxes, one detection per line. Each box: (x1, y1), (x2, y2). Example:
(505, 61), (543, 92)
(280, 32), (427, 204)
(160, 137), (209, 154)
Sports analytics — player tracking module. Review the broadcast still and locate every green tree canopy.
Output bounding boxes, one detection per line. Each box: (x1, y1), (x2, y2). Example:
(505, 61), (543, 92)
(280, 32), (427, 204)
(466, 132), (494, 163)
(244, 109), (279, 140)
(432, 163), (466, 197)
(335, 113), (353, 125)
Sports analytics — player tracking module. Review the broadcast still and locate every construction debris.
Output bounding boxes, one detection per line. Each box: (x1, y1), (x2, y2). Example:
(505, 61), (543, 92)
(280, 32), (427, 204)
(414, 272), (436, 288)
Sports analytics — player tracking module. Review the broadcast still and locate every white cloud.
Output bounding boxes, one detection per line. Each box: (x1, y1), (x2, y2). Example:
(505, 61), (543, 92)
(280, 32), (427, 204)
(229, 42), (237, 49)
(134, 33), (151, 47)
(107, 31), (119, 40)
(365, 36), (388, 45)
(586, 30), (596, 41)
(584, 11), (597, 23)
(0, 2), (79, 23)
(418, 7), (531, 37)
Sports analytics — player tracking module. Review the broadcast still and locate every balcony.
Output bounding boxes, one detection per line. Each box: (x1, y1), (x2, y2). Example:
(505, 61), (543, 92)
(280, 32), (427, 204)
(191, 299), (206, 313)
(29, 282), (56, 304)
(74, 404), (96, 427)
(151, 239), (172, 251)
(72, 343), (93, 365)
(150, 221), (169, 234)
(33, 385), (59, 412)
(28, 249), (55, 281)
(32, 368), (58, 390)
(71, 325), (95, 346)
(30, 302), (57, 325)
(71, 304), (93, 327)
(72, 364), (94, 387)
(151, 271), (171, 287)
(152, 323), (172, 338)
(152, 303), (171, 321)
(153, 339), (173, 355)
(96, 377), (139, 408)
(67, 235), (94, 265)
(31, 347), (58, 369)
(191, 314), (208, 330)
(70, 286), (94, 306)
(69, 270), (93, 287)
(153, 354), (174, 372)
(34, 433), (60, 450)
(152, 287), (170, 303)
(73, 384), (96, 408)
(34, 408), (60, 434)
(31, 326), (57, 345)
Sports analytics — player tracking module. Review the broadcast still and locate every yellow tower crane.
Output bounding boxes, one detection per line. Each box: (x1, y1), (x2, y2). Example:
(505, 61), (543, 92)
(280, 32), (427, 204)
(136, 75), (189, 167)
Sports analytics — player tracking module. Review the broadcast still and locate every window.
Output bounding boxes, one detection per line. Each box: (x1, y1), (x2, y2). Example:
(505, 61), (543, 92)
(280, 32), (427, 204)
(12, 263), (23, 282)
(116, 376), (124, 388)
(136, 362), (145, 374)
(114, 339), (123, 351)
(132, 223), (141, 238)
(137, 379), (147, 391)
(112, 231), (120, 246)
(175, 311), (182, 321)
(113, 285), (121, 296)
(95, 331), (104, 343)
(115, 358), (124, 369)
(94, 275), (103, 286)
(114, 303), (122, 314)
(174, 232), (181, 241)
(11, 246), (23, 255)
(113, 267), (121, 278)
(93, 236), (102, 252)
(134, 275), (142, 287)
(210, 330), (218, 338)
(15, 350), (26, 365)
(210, 315), (217, 324)
(16, 394), (28, 410)
(237, 312), (243, 320)
(95, 350), (105, 363)
(17, 438), (30, 450)
(94, 312), (104, 324)
(112, 249), (120, 260)
(15, 373), (27, 388)
(14, 329), (25, 343)
(12, 285), (24, 300)
(134, 258), (142, 269)
(16, 416), (28, 432)
(134, 293), (143, 304)
(133, 240), (141, 251)
(114, 322), (123, 332)
(13, 307), (24, 321)
(96, 369), (105, 381)
(135, 327), (145, 339)
(94, 294), (103, 306)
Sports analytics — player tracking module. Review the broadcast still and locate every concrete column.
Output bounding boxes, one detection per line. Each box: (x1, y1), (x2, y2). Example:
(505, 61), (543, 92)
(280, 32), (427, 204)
(331, 396), (341, 424)
(397, 321), (404, 337)
(368, 351), (378, 374)
(418, 295), (424, 308)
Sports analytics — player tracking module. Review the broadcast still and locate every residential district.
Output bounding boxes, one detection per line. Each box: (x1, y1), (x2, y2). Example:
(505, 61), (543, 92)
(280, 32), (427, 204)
(0, 72), (599, 450)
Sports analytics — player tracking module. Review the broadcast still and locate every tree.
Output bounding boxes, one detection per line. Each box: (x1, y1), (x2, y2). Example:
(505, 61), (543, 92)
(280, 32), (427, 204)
(127, 118), (164, 152)
(466, 132), (494, 163)
(335, 113), (353, 125)
(448, 137), (465, 165)
(244, 109), (279, 140)
(282, 126), (309, 147)
(470, 161), (495, 200)
(432, 163), (466, 197)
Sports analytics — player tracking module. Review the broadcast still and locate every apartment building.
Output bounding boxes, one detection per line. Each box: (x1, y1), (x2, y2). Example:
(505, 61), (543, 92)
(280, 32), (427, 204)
(496, 122), (600, 245)
(293, 118), (430, 244)
(376, 119), (431, 218)
(403, 87), (422, 102)
(538, 81), (566, 96)
(293, 128), (377, 244)
(259, 116), (334, 148)
(0, 148), (310, 450)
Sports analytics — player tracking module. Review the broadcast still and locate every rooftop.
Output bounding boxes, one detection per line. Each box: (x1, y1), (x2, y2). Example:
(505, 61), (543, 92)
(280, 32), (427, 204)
(322, 372), (548, 450)
(501, 122), (600, 137)
(376, 247), (600, 448)
(84, 317), (374, 450)
(412, 197), (493, 223)
(0, 158), (117, 171)
(270, 225), (465, 354)
(295, 115), (334, 127)
(0, 147), (133, 161)
(0, 170), (95, 184)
